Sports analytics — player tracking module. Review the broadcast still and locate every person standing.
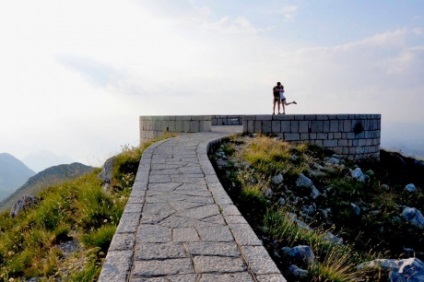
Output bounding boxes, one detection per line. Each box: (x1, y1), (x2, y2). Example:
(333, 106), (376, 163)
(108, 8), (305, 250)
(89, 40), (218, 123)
(279, 83), (297, 114)
(272, 82), (284, 115)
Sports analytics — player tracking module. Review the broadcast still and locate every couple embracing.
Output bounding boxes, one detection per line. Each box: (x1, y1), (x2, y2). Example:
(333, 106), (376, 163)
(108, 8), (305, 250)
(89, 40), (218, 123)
(272, 82), (297, 115)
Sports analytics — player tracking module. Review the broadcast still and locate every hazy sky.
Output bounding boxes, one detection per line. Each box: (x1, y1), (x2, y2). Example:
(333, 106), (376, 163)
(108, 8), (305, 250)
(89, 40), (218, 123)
(1, 1), (423, 168)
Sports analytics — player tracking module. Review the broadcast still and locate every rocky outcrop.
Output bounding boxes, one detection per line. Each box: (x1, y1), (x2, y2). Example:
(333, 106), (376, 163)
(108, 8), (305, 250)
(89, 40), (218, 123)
(402, 207), (424, 229)
(358, 258), (424, 282)
(98, 156), (116, 191)
(9, 194), (39, 218)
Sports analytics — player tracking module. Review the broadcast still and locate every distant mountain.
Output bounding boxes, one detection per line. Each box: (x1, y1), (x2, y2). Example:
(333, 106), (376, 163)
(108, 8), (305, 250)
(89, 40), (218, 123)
(0, 162), (95, 212)
(22, 150), (75, 173)
(0, 153), (35, 201)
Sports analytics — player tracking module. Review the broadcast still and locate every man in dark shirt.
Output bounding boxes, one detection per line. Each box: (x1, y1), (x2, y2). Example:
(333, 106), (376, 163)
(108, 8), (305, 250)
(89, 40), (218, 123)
(273, 82), (284, 115)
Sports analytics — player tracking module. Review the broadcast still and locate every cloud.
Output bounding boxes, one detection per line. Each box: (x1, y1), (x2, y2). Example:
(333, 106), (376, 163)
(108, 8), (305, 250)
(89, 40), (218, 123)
(277, 5), (298, 20)
(57, 55), (126, 88)
(199, 16), (262, 34)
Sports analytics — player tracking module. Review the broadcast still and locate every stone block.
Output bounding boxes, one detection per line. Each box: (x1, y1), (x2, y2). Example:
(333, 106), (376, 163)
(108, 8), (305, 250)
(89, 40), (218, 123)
(281, 121), (290, 132)
(131, 258), (193, 277)
(116, 212), (141, 233)
(254, 120), (262, 133)
(240, 246), (281, 275)
(330, 120), (339, 132)
(262, 121), (272, 133)
(134, 242), (187, 260)
(272, 121), (281, 133)
(256, 115), (273, 121)
(284, 133), (300, 141)
(299, 121), (309, 133)
(98, 250), (132, 282)
(193, 256), (247, 273)
(300, 133), (309, 141)
(310, 120), (323, 132)
(290, 121), (299, 132)
(323, 140), (337, 147)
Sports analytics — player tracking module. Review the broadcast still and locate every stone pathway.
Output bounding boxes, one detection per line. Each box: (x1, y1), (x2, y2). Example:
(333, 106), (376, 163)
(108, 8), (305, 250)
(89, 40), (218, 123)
(98, 126), (286, 282)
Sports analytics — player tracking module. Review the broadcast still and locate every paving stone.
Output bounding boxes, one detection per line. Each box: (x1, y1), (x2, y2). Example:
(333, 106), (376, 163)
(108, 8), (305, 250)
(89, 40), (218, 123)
(186, 242), (240, 257)
(230, 224), (263, 246)
(136, 224), (172, 243)
(178, 205), (220, 220)
(117, 212), (141, 233)
(225, 215), (248, 225)
(256, 274), (288, 282)
(134, 242), (187, 260)
(149, 174), (172, 183)
(148, 183), (182, 191)
(98, 250), (132, 282)
(197, 225), (234, 242)
(131, 258), (194, 278)
(130, 274), (198, 282)
(240, 246), (281, 275)
(159, 215), (221, 229)
(141, 202), (176, 224)
(193, 256), (247, 273)
(173, 227), (200, 241)
(108, 232), (135, 251)
(199, 273), (254, 282)
(168, 201), (205, 212)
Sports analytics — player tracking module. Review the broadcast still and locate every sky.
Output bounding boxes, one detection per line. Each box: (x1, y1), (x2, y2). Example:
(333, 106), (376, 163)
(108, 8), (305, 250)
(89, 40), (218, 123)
(1, 0), (423, 170)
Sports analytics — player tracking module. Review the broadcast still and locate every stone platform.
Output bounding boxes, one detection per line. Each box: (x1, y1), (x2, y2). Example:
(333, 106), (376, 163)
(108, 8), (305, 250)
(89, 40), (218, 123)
(98, 126), (286, 281)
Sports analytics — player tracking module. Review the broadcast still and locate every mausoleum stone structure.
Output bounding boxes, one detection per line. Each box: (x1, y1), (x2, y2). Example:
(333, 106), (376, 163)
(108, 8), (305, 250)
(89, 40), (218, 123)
(140, 114), (381, 160)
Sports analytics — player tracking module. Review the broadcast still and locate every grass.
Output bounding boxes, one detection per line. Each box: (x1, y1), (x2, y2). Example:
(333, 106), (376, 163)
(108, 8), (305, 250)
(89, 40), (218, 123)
(210, 134), (423, 281)
(0, 133), (173, 281)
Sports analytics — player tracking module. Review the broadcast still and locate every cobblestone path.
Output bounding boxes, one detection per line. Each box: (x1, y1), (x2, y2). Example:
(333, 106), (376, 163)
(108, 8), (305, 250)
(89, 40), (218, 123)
(98, 127), (286, 282)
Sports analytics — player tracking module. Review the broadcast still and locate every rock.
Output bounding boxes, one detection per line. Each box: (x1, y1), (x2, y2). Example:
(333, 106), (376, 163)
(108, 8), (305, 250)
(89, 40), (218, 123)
(381, 183), (390, 190)
(288, 213), (312, 231)
(291, 155), (299, 162)
(390, 258), (424, 282)
(287, 264), (309, 280)
(278, 197), (286, 206)
(357, 258), (424, 282)
(282, 245), (316, 265)
(295, 173), (321, 199)
(405, 183), (417, 193)
(402, 207), (424, 229)
(323, 232), (343, 245)
(216, 158), (229, 168)
(296, 173), (314, 188)
(320, 208), (332, 220)
(302, 204), (316, 215)
(351, 167), (367, 182)
(10, 194), (39, 218)
(98, 156), (116, 186)
(310, 186), (321, 199)
(351, 203), (361, 216)
(271, 173), (284, 185)
(326, 157), (340, 164)
(264, 188), (273, 198)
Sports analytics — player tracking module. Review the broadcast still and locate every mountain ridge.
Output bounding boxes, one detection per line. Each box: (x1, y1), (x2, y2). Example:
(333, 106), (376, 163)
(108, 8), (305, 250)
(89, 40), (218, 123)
(0, 153), (35, 201)
(0, 162), (95, 212)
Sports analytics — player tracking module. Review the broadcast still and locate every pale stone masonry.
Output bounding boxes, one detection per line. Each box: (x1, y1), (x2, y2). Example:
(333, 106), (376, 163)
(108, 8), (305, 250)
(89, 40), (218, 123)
(98, 126), (287, 281)
(140, 114), (381, 160)
(242, 114), (381, 160)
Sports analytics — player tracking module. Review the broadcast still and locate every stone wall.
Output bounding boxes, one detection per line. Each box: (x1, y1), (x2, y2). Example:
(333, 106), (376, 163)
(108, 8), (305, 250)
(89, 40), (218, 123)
(140, 114), (381, 160)
(211, 115), (243, 126)
(243, 114), (381, 160)
(139, 115), (211, 143)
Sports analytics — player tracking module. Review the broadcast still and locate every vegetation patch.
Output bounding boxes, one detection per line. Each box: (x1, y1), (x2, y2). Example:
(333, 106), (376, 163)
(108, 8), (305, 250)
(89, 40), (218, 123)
(0, 134), (168, 281)
(210, 134), (423, 281)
